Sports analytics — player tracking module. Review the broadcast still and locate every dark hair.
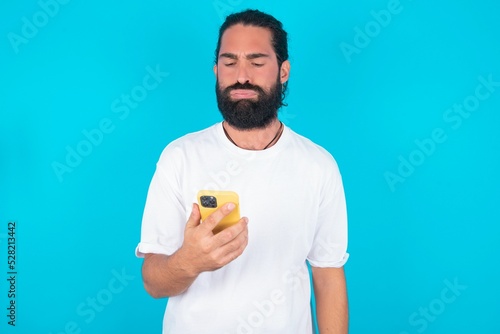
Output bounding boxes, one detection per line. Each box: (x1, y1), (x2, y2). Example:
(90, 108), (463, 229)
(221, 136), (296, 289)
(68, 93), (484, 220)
(214, 9), (289, 105)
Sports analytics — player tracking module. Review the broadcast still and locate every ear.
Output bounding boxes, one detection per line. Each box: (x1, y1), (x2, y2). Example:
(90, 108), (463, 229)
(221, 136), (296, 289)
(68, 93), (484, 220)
(213, 64), (218, 78)
(279, 60), (290, 84)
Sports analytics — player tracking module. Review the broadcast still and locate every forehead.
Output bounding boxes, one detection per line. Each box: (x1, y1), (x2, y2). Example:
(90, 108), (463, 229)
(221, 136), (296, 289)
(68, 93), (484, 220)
(219, 24), (276, 57)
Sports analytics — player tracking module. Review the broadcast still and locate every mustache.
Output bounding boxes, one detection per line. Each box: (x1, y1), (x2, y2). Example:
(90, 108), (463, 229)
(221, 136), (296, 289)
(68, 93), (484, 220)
(223, 82), (266, 95)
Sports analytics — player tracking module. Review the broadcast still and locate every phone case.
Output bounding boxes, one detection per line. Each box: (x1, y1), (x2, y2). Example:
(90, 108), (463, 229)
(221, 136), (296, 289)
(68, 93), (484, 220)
(197, 190), (240, 234)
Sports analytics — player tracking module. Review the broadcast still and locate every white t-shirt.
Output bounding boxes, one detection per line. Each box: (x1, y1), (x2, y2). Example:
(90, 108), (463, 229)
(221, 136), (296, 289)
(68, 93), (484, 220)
(136, 122), (349, 334)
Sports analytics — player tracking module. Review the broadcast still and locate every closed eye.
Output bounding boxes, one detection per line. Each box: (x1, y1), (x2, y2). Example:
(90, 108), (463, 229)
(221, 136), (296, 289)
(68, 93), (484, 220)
(252, 63), (264, 67)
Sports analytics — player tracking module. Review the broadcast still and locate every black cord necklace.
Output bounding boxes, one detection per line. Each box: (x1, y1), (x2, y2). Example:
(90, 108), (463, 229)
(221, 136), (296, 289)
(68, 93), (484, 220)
(223, 121), (284, 150)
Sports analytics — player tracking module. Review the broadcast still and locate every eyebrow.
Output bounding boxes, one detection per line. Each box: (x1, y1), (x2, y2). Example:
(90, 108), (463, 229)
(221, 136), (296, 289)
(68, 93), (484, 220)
(219, 52), (270, 60)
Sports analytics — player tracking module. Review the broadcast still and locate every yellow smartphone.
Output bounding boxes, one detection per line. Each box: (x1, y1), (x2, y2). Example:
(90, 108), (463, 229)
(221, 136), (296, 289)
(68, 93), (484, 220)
(197, 190), (240, 234)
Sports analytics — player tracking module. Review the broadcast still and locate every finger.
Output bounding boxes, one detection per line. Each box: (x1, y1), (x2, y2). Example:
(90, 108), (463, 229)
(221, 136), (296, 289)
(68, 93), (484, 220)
(185, 203), (201, 228)
(213, 217), (248, 247)
(201, 202), (237, 232)
(214, 227), (249, 265)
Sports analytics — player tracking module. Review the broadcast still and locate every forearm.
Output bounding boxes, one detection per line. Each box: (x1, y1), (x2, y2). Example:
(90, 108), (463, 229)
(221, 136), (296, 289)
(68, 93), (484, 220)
(312, 267), (349, 334)
(142, 250), (198, 298)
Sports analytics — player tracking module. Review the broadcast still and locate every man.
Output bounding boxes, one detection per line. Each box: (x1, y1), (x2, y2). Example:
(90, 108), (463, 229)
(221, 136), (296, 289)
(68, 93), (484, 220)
(136, 9), (349, 333)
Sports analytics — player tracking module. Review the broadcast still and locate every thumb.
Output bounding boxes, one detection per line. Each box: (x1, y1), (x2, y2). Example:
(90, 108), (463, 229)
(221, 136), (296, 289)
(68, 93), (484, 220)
(186, 203), (201, 228)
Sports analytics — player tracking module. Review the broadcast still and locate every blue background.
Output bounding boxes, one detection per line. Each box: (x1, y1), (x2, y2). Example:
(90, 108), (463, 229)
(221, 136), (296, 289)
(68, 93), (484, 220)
(1, 0), (499, 333)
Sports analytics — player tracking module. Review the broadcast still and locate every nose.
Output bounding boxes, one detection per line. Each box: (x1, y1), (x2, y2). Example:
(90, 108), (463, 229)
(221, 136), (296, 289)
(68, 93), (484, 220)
(236, 63), (250, 84)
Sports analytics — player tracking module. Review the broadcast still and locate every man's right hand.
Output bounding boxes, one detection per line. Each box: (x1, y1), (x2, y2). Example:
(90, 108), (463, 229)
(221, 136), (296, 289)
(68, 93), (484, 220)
(142, 202), (248, 298)
(177, 202), (249, 276)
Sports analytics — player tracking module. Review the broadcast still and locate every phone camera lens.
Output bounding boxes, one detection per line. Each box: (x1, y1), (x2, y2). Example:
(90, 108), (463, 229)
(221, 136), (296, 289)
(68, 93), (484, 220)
(201, 195), (217, 208)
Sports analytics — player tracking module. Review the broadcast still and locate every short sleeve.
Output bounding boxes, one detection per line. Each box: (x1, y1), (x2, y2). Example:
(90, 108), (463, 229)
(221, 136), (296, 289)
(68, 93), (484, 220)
(307, 160), (349, 268)
(135, 146), (187, 258)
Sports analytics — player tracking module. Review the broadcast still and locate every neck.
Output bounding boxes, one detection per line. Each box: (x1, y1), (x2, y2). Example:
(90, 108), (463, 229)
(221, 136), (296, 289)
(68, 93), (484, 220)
(223, 119), (283, 150)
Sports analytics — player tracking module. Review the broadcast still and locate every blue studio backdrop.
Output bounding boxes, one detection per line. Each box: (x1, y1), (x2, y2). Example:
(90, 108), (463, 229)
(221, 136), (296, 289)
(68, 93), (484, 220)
(1, 0), (499, 333)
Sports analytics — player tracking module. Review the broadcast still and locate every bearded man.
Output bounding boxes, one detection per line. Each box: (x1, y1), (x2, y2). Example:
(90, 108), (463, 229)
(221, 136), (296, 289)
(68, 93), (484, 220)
(136, 9), (349, 334)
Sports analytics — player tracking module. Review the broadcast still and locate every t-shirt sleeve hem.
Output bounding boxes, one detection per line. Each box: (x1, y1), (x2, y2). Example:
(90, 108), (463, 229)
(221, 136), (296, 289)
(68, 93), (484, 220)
(307, 253), (349, 268)
(135, 242), (177, 258)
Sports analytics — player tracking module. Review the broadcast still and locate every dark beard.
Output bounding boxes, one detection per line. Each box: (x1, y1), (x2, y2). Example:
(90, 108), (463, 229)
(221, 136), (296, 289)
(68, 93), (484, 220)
(215, 76), (282, 130)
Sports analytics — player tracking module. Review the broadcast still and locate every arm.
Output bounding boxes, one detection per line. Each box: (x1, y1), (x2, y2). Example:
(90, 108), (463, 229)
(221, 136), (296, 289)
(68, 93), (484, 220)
(141, 203), (248, 298)
(311, 266), (349, 334)
(142, 252), (196, 298)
